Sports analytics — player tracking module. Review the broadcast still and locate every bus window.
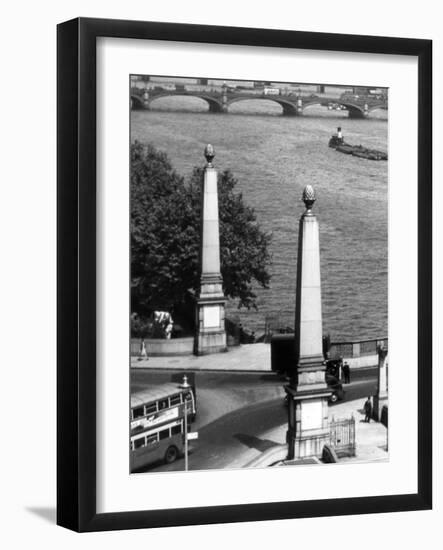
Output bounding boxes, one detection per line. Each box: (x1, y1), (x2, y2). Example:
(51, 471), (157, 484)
(170, 394), (181, 406)
(145, 403), (157, 415)
(171, 424), (182, 435)
(159, 399), (168, 410)
(146, 435), (157, 445)
(159, 429), (169, 440)
(134, 437), (145, 449)
(133, 407), (144, 419)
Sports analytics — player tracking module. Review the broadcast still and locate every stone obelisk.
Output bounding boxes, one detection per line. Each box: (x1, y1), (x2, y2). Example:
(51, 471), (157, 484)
(194, 145), (227, 355)
(285, 185), (331, 460)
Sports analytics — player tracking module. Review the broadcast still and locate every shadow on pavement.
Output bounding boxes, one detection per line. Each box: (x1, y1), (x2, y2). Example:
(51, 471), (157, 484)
(234, 433), (279, 452)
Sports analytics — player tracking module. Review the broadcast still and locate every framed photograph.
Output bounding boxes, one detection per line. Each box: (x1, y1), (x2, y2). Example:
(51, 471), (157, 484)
(57, 17), (432, 532)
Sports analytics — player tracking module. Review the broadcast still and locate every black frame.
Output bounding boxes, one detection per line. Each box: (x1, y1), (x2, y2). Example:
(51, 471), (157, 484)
(57, 17), (432, 532)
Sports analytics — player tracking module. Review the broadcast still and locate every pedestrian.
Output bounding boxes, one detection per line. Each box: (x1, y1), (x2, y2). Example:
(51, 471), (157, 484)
(138, 338), (149, 361)
(337, 357), (344, 381)
(343, 361), (351, 383)
(364, 396), (372, 422)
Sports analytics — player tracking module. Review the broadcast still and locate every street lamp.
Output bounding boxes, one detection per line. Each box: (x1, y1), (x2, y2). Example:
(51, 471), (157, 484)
(179, 375), (191, 471)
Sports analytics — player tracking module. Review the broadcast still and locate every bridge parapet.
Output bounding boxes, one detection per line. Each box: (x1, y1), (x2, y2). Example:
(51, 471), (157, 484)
(130, 86), (388, 117)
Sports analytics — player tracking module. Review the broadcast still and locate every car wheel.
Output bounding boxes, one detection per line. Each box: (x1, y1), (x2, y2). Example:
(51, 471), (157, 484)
(164, 445), (178, 464)
(329, 393), (338, 404)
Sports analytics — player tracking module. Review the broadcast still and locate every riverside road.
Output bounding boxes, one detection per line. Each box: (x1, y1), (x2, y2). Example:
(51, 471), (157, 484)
(130, 368), (378, 473)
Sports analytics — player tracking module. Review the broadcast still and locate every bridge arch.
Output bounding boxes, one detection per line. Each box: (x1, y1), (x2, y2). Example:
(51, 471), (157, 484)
(147, 93), (224, 113)
(340, 102), (366, 119)
(227, 96), (298, 116)
(131, 95), (145, 110)
(301, 101), (343, 116)
(300, 100), (365, 118)
(367, 105), (388, 114)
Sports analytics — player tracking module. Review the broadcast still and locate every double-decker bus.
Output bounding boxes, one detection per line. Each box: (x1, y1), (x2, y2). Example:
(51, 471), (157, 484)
(263, 86), (280, 95)
(130, 378), (196, 472)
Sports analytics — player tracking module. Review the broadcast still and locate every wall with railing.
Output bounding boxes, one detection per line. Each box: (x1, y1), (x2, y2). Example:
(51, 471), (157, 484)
(131, 311), (387, 364)
(130, 316), (253, 356)
(327, 337), (388, 360)
(130, 337), (194, 357)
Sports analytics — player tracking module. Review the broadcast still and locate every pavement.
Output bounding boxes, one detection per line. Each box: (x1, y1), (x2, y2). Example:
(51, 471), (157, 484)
(132, 343), (272, 371)
(131, 343), (377, 372)
(225, 397), (388, 469)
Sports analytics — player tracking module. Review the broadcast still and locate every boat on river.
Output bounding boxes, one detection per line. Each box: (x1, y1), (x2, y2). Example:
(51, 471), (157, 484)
(329, 127), (387, 161)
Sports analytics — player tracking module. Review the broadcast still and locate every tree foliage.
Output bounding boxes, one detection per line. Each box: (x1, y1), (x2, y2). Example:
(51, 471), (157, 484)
(131, 141), (271, 320)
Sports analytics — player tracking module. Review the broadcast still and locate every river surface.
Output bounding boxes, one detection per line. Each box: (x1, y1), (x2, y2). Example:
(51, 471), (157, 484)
(131, 98), (388, 341)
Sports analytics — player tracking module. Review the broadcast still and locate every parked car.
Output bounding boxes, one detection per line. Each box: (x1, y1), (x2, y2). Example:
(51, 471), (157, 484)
(325, 359), (342, 378)
(284, 373), (345, 406)
(326, 374), (345, 403)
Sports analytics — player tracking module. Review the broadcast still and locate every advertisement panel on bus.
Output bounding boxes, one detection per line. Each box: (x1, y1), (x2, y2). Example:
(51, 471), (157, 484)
(131, 406), (179, 431)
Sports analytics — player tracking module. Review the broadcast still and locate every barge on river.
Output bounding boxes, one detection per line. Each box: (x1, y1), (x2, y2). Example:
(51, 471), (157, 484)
(329, 127), (387, 161)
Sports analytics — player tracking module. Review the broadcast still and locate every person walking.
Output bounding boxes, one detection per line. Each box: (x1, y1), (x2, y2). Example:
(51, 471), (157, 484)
(364, 396), (373, 422)
(138, 338), (149, 361)
(343, 361), (351, 383)
(338, 358), (343, 381)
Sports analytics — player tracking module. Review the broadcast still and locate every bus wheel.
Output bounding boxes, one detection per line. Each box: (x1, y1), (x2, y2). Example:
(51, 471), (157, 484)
(164, 445), (178, 464)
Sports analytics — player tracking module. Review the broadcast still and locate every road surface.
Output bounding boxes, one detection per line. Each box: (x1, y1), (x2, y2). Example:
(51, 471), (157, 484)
(131, 368), (378, 472)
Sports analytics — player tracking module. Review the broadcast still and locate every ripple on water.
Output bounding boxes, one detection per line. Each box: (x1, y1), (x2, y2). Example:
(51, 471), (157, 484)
(131, 101), (388, 340)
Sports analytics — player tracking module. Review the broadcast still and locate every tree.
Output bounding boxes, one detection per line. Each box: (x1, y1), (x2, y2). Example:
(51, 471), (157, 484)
(131, 141), (272, 324)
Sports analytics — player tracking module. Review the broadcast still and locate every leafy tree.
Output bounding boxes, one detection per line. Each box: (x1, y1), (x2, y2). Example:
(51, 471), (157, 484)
(131, 141), (271, 324)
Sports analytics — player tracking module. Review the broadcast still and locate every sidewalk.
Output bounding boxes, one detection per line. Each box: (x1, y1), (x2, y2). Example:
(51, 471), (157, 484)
(131, 343), (272, 372)
(226, 398), (388, 469)
(131, 343), (377, 372)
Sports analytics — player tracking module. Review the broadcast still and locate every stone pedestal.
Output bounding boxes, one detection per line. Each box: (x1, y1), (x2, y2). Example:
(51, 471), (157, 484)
(222, 85), (228, 113)
(142, 89), (150, 108)
(296, 97), (303, 114)
(286, 185), (331, 460)
(286, 387), (331, 459)
(373, 346), (388, 422)
(195, 145), (227, 355)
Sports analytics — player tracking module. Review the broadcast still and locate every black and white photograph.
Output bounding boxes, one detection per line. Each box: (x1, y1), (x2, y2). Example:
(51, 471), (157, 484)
(129, 75), (389, 473)
(1, 1), (436, 543)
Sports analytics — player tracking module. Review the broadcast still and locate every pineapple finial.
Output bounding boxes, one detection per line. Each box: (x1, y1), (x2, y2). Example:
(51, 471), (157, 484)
(302, 185), (316, 213)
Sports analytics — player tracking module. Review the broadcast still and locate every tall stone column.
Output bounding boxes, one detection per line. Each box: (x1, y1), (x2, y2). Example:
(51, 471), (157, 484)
(285, 185), (331, 460)
(194, 145), (227, 355)
(373, 344), (388, 422)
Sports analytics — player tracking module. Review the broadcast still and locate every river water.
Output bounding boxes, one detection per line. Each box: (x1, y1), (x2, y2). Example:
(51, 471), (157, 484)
(131, 98), (388, 341)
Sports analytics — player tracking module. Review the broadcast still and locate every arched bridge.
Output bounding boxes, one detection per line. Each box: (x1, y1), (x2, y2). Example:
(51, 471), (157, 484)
(131, 88), (388, 118)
